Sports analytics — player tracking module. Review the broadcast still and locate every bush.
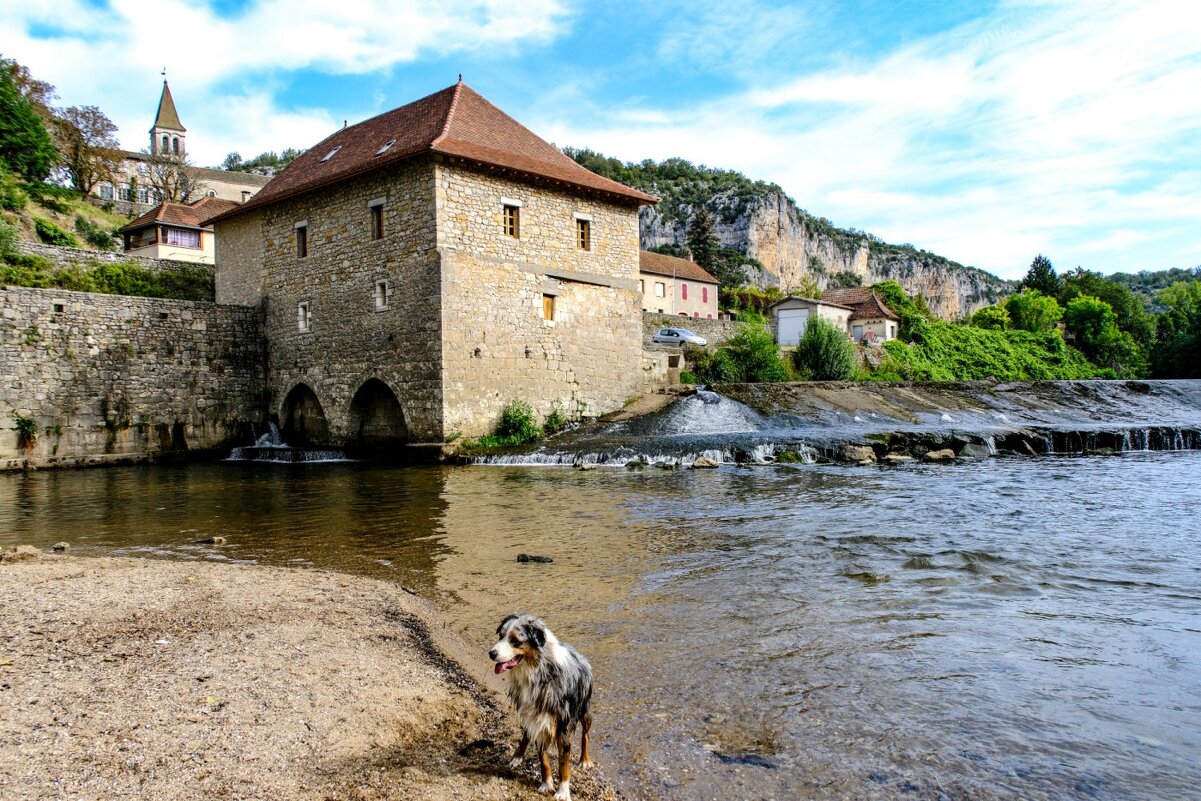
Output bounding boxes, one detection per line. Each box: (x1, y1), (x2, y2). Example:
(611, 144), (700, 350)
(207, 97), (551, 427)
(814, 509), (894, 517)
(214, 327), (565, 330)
(543, 405), (568, 435)
(793, 316), (856, 380)
(0, 218), (18, 259)
(13, 415), (37, 449)
(33, 218), (79, 248)
(687, 324), (789, 384)
(0, 165), (28, 211)
(74, 215), (116, 249)
(0, 256), (213, 300)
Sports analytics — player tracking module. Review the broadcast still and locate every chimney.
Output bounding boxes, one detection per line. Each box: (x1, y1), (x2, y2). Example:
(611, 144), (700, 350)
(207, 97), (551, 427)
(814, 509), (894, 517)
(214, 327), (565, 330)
(241, 190), (251, 203)
(684, 249), (693, 261)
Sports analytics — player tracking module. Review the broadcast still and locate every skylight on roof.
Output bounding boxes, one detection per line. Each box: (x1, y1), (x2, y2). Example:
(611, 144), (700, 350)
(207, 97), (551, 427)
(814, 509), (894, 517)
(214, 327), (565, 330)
(375, 139), (396, 156)
(320, 146), (341, 163)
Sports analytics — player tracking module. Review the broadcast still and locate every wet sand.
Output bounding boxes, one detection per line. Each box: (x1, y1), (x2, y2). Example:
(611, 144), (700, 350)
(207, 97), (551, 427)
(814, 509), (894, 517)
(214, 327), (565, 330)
(0, 552), (618, 801)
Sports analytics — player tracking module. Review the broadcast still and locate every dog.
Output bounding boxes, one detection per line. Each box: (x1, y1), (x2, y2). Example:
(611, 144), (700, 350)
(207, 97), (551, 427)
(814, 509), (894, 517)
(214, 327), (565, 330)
(490, 614), (593, 801)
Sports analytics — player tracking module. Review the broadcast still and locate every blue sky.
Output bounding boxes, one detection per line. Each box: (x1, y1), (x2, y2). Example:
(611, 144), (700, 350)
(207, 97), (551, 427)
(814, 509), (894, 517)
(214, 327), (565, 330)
(2, 0), (1199, 280)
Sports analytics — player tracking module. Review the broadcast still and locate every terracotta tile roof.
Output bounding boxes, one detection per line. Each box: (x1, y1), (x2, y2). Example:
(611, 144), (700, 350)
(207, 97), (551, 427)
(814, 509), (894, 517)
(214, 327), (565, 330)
(768, 294), (854, 311)
(819, 287), (899, 320)
(204, 81), (656, 226)
(152, 81), (185, 132)
(638, 250), (719, 284)
(119, 197), (240, 233)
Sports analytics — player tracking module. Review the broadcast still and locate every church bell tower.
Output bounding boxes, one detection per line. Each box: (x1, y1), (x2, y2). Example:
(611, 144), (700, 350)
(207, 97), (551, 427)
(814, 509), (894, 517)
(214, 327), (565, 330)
(149, 79), (186, 158)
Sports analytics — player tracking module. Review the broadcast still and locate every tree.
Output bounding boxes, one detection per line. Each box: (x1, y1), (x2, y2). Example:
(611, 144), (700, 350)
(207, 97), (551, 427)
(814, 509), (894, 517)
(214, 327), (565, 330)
(55, 105), (122, 193)
(793, 315), (855, 380)
(221, 152), (242, 171)
(1151, 281), (1201, 378)
(1020, 254), (1061, 296)
(142, 148), (205, 202)
(1004, 290), (1062, 333)
(686, 206), (720, 274)
(0, 54), (56, 115)
(0, 67), (58, 181)
(1059, 267), (1155, 348)
(970, 305), (1010, 330)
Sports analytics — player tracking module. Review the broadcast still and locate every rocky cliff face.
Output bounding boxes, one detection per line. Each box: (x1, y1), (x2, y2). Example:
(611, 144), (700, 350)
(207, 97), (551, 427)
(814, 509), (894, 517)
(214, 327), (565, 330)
(640, 191), (1010, 320)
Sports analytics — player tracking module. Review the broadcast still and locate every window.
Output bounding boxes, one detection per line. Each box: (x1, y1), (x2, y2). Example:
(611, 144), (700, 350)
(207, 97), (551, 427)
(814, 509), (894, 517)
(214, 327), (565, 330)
(297, 302), (311, 332)
(375, 280), (391, 310)
(137, 186), (149, 203)
(639, 279), (644, 293)
(165, 228), (201, 248)
(368, 200), (384, 240)
(681, 283), (688, 301)
(542, 294), (555, 321)
(320, 146), (341, 162)
(206, 190), (217, 198)
(98, 184), (113, 200)
(53, 303), (65, 314)
(576, 218), (590, 250)
(654, 282), (665, 298)
(161, 134), (169, 152)
(295, 223), (308, 258)
(503, 204), (520, 238)
(702, 286), (709, 304)
(172, 137), (179, 155)
(375, 139), (396, 156)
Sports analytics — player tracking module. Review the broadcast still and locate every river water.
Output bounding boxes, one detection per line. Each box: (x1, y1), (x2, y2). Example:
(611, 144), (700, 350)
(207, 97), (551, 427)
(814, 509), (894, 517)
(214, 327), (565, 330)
(2, 454), (1199, 800)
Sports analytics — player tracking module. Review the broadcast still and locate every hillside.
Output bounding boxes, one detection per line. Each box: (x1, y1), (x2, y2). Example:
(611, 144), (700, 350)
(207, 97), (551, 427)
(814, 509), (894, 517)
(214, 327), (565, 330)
(1109, 267), (1201, 310)
(567, 148), (1011, 320)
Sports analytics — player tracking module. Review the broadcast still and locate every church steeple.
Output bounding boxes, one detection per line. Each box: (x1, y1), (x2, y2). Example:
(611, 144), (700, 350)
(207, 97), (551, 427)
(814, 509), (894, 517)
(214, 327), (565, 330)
(149, 78), (186, 157)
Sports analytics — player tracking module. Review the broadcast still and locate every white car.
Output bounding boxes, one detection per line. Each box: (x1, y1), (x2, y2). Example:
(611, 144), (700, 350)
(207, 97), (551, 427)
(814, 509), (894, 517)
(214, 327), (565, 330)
(652, 327), (707, 346)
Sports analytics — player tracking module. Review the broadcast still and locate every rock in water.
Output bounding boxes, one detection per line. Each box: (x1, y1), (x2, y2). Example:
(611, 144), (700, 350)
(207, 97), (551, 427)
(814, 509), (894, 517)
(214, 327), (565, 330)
(839, 445), (876, 463)
(517, 554), (553, 564)
(52, 542), (69, 552)
(691, 456), (720, 469)
(923, 449), (956, 462)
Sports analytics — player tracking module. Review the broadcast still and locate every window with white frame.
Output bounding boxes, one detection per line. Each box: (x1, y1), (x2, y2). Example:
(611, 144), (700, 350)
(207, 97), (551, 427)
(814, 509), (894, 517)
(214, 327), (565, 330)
(297, 301), (312, 332)
(654, 281), (665, 298)
(165, 228), (201, 248)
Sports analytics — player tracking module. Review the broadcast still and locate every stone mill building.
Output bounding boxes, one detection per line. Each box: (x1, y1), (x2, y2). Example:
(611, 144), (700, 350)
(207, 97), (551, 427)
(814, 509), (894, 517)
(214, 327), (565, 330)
(206, 80), (659, 449)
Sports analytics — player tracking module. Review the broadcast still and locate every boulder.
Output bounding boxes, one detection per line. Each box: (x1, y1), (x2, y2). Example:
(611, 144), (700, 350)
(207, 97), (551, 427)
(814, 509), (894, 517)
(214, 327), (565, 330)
(884, 453), (916, 464)
(923, 449), (956, 462)
(838, 445), (876, 463)
(52, 542), (69, 552)
(691, 456), (720, 469)
(0, 545), (43, 564)
(958, 442), (993, 460)
(517, 554), (553, 564)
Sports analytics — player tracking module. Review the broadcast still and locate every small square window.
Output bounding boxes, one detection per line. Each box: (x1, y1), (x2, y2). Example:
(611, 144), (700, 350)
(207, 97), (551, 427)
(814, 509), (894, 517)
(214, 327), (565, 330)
(576, 218), (590, 250)
(295, 224), (308, 258)
(654, 282), (665, 298)
(542, 294), (555, 321)
(503, 204), (520, 238)
(375, 280), (391, 310)
(53, 303), (65, 314)
(297, 301), (312, 332)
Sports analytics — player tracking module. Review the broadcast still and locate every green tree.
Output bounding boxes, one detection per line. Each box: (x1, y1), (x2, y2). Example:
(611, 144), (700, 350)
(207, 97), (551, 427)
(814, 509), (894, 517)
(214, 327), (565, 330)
(1020, 254), (1061, 296)
(686, 206), (719, 273)
(221, 152), (242, 171)
(1062, 295), (1146, 377)
(1004, 290), (1062, 333)
(792, 316), (855, 380)
(55, 105), (122, 193)
(1059, 267), (1155, 348)
(970, 305), (1010, 330)
(0, 67), (57, 181)
(1151, 281), (1201, 378)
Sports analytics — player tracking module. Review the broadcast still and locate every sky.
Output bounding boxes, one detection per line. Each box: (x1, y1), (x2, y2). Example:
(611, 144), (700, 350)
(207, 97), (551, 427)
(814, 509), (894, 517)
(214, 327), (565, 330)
(2, 0), (1199, 280)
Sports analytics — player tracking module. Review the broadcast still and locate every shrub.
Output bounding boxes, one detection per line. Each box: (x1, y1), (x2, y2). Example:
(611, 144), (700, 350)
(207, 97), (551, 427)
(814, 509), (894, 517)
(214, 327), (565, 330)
(74, 215), (116, 249)
(34, 217), (79, 248)
(0, 165), (28, 211)
(792, 316), (855, 380)
(679, 369), (697, 384)
(543, 405), (568, 435)
(0, 218), (18, 259)
(687, 324), (789, 384)
(13, 415), (37, 449)
(0, 256), (213, 301)
(970, 305), (1010, 330)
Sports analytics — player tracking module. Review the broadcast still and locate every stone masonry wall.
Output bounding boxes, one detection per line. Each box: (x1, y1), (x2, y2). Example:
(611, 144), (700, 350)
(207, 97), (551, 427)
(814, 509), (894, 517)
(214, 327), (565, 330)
(642, 312), (740, 347)
(0, 286), (264, 470)
(436, 162), (646, 435)
(236, 158), (445, 442)
(16, 241), (215, 281)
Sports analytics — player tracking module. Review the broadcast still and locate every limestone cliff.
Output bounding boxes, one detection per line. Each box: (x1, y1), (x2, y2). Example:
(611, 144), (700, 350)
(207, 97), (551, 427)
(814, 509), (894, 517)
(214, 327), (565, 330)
(639, 190), (1009, 320)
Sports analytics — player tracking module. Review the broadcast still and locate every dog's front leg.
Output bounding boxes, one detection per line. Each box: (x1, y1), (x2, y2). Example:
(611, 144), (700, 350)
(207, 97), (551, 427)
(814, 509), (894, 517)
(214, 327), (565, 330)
(508, 732), (530, 769)
(537, 744), (555, 794)
(578, 713), (594, 770)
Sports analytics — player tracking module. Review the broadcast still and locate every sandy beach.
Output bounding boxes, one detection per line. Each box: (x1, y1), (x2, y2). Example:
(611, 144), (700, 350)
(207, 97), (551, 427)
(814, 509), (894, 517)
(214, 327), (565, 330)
(0, 550), (619, 801)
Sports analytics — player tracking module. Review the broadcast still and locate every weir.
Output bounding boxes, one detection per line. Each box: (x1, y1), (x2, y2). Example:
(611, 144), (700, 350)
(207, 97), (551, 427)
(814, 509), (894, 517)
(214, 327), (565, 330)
(227, 422), (350, 464)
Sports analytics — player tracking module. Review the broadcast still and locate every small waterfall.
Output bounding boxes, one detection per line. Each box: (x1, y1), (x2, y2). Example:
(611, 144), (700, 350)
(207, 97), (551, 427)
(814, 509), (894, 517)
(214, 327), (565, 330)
(228, 421), (350, 463)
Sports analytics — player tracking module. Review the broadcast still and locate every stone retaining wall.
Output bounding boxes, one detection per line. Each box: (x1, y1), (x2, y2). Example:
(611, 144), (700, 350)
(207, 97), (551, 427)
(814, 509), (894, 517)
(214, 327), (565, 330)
(1, 286), (264, 470)
(642, 312), (741, 346)
(16, 242), (215, 280)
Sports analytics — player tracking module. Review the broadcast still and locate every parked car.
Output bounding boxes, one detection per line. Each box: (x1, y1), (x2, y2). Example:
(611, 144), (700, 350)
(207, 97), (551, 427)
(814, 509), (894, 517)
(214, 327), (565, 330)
(652, 327), (707, 346)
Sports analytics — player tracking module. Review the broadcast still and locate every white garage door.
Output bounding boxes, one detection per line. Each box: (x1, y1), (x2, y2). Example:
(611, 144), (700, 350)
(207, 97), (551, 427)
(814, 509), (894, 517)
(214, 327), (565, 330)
(777, 308), (809, 345)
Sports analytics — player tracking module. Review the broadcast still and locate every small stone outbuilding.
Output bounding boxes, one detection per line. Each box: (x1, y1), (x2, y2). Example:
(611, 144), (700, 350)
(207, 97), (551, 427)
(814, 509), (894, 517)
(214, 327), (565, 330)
(205, 80), (657, 448)
(820, 288), (901, 343)
(769, 296), (854, 345)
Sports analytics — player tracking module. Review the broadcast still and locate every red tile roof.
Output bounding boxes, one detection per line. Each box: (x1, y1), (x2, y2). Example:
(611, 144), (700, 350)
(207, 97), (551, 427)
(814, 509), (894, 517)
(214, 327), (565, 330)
(120, 196), (240, 233)
(638, 250), (719, 284)
(819, 287), (899, 320)
(204, 81), (656, 226)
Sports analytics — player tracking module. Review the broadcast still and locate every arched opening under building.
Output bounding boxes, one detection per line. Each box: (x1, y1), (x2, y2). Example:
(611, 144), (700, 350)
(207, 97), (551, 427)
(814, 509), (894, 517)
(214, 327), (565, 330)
(281, 383), (330, 446)
(348, 378), (408, 456)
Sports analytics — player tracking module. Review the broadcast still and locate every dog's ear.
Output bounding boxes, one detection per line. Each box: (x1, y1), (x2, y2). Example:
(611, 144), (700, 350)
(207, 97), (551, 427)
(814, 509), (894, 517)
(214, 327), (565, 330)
(522, 621), (546, 648)
(497, 614), (518, 637)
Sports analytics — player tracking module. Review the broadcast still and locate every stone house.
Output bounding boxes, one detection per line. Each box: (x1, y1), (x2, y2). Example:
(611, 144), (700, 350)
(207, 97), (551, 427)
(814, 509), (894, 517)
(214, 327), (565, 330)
(118, 196), (239, 264)
(638, 250), (719, 318)
(94, 81), (269, 211)
(769, 296), (854, 346)
(204, 80), (657, 448)
(820, 288), (901, 342)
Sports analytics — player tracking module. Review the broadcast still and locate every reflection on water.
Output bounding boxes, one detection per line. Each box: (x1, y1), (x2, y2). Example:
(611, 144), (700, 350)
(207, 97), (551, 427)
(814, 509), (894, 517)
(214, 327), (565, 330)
(3, 455), (1200, 800)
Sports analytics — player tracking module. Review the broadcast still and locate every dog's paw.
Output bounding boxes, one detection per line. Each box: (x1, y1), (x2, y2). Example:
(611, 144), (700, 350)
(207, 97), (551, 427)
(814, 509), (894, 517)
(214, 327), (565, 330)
(553, 781), (571, 801)
(578, 758), (594, 770)
(537, 781), (555, 794)
(507, 756), (523, 769)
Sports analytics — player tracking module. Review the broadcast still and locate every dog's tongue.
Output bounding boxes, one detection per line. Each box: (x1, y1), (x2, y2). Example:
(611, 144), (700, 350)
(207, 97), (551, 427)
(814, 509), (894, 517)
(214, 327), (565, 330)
(495, 658), (520, 675)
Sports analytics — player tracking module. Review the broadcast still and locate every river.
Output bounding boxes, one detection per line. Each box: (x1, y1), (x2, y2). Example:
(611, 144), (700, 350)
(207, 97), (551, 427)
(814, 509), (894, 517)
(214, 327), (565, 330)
(2, 454), (1199, 800)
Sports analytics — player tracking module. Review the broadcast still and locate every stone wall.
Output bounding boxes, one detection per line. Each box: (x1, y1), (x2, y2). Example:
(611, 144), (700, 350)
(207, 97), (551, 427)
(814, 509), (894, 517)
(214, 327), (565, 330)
(436, 162), (646, 435)
(642, 312), (740, 346)
(0, 286), (264, 470)
(15, 242), (215, 281)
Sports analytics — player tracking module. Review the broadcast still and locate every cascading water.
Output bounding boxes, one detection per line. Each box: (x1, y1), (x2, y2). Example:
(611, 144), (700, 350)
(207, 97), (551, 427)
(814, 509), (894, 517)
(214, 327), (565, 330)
(227, 422), (350, 463)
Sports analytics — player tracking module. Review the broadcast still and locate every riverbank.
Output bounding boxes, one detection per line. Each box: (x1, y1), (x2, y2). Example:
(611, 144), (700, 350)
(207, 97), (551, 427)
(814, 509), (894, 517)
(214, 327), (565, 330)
(0, 552), (619, 801)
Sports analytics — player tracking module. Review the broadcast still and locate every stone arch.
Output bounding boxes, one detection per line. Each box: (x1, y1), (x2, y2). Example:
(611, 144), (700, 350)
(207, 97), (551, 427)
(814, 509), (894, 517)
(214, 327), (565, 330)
(281, 382), (330, 446)
(348, 378), (408, 454)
